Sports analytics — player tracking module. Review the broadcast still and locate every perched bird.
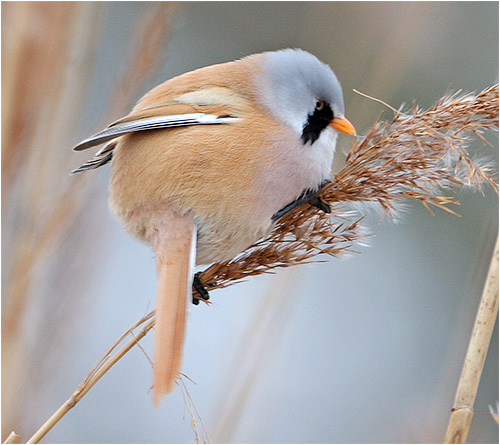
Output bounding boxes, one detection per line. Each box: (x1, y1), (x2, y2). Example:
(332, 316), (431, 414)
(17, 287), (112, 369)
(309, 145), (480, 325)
(73, 48), (355, 404)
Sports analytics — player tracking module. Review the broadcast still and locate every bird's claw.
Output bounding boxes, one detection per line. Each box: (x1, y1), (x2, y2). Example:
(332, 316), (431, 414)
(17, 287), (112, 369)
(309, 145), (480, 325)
(192, 272), (210, 305)
(308, 195), (331, 214)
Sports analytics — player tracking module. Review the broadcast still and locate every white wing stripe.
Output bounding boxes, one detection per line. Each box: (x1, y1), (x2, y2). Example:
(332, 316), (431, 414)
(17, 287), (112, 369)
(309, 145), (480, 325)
(73, 113), (238, 151)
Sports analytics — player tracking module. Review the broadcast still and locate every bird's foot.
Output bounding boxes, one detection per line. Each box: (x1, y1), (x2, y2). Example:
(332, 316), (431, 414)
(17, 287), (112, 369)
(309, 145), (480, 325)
(271, 183), (332, 221)
(192, 273), (210, 305)
(308, 195), (331, 214)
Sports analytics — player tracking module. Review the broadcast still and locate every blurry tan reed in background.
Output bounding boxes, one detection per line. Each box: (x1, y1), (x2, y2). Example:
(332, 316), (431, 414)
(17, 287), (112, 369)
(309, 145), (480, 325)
(2, 2), (179, 440)
(3, 4), (101, 438)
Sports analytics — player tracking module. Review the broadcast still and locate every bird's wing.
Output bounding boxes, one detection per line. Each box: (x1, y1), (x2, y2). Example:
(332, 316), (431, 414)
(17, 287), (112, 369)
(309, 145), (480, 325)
(153, 212), (197, 404)
(73, 113), (238, 152)
(71, 142), (116, 174)
(71, 102), (240, 173)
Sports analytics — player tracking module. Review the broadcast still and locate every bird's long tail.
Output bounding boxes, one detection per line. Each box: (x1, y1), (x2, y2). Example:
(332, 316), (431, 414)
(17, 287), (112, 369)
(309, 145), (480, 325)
(153, 212), (196, 405)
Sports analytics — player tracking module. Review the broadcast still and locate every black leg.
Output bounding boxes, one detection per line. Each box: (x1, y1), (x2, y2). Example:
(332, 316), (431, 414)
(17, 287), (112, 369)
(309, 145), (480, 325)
(308, 195), (331, 214)
(271, 182), (331, 222)
(192, 272), (210, 305)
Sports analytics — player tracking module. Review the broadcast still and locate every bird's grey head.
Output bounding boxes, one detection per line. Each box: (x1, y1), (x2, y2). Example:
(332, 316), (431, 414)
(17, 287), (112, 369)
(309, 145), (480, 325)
(254, 49), (347, 144)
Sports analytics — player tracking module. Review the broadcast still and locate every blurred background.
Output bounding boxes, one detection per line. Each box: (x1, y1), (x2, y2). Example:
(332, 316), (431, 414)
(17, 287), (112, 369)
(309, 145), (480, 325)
(2, 2), (498, 443)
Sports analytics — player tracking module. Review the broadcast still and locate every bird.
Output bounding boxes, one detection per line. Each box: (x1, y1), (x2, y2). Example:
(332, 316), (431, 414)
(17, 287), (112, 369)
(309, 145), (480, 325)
(72, 48), (355, 405)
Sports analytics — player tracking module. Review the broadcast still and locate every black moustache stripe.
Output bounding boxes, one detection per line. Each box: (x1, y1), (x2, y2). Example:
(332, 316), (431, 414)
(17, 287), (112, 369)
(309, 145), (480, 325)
(301, 103), (334, 145)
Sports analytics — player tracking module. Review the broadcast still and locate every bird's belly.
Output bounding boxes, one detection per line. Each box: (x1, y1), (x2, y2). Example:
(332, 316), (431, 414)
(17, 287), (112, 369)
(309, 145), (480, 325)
(194, 217), (271, 265)
(109, 121), (336, 265)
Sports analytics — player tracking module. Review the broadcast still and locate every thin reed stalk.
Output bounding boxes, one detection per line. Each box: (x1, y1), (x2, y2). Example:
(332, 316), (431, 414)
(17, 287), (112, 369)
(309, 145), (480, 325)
(444, 236), (499, 444)
(26, 313), (156, 444)
(2, 433), (20, 445)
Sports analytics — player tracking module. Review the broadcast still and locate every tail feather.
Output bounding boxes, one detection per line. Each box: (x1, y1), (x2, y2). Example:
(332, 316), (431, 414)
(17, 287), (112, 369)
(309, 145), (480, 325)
(153, 213), (196, 405)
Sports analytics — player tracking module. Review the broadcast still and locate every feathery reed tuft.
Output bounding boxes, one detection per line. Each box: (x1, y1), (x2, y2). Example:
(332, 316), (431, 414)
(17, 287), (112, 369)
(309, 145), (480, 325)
(196, 84), (499, 295)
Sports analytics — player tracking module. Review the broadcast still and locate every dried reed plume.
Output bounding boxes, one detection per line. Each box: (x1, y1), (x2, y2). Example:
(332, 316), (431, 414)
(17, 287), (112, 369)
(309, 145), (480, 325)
(197, 84), (498, 294)
(20, 84), (498, 444)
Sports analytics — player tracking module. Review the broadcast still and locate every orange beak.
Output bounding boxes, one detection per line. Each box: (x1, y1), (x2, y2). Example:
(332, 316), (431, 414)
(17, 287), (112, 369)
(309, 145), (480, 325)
(329, 117), (356, 135)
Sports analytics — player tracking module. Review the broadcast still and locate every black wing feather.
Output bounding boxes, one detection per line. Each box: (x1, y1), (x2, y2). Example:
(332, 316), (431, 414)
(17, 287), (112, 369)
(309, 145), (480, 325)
(71, 113), (238, 174)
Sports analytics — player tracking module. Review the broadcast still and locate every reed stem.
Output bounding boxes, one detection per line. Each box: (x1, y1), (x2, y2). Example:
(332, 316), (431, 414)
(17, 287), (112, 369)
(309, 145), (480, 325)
(444, 236), (499, 443)
(25, 317), (155, 444)
(3, 432), (20, 444)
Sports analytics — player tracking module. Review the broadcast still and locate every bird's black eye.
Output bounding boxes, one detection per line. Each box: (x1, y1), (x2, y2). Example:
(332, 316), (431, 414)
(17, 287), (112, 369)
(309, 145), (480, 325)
(315, 100), (325, 111)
